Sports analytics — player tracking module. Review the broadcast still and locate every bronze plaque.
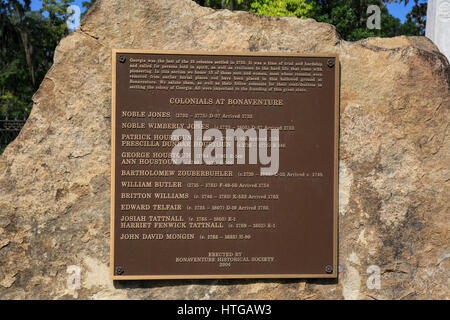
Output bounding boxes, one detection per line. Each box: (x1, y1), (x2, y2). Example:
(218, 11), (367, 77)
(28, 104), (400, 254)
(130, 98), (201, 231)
(111, 50), (339, 279)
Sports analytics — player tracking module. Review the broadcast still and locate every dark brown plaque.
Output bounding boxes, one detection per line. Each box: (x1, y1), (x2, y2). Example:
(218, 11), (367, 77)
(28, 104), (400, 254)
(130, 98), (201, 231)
(111, 50), (339, 279)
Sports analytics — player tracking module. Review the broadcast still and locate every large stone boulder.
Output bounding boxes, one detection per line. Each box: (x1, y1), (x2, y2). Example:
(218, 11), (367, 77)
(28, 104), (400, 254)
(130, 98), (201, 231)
(0, 0), (448, 299)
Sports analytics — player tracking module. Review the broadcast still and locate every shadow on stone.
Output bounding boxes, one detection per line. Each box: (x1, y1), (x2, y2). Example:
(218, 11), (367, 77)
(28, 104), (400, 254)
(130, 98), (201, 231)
(113, 277), (338, 290)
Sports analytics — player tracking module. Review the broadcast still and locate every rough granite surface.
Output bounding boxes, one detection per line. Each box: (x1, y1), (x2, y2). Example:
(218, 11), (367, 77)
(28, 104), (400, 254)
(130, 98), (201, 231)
(0, 0), (448, 299)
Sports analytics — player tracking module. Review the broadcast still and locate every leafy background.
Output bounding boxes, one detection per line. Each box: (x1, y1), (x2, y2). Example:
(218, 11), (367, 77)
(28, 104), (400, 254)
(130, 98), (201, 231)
(0, 0), (427, 118)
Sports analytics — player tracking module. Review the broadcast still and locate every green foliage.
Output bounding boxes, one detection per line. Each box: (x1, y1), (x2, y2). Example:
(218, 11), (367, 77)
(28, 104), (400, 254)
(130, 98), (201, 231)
(81, 0), (96, 19)
(195, 0), (427, 40)
(405, 0), (427, 35)
(0, 0), (428, 118)
(249, 0), (316, 18)
(384, 0), (427, 35)
(195, 0), (315, 16)
(0, 0), (71, 117)
(310, 0), (394, 40)
(40, 0), (72, 23)
(196, 0), (247, 10)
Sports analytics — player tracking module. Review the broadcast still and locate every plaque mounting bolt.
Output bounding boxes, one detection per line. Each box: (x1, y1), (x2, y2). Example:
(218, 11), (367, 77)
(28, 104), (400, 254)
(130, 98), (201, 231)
(325, 265), (333, 274)
(327, 59), (334, 68)
(118, 55), (126, 63)
(115, 266), (124, 275)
